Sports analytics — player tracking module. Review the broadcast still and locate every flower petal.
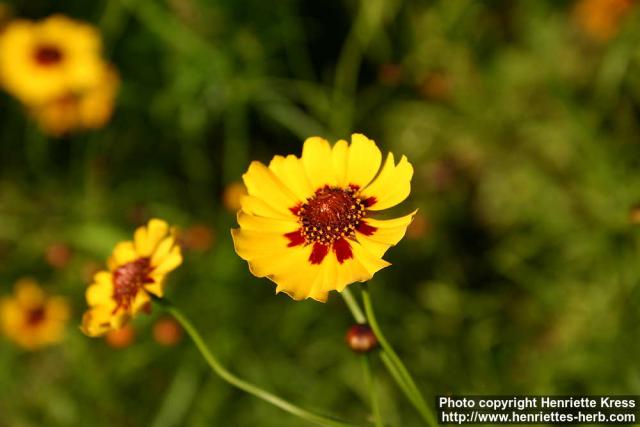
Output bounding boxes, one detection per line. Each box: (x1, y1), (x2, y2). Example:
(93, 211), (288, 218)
(345, 134), (382, 189)
(152, 246), (182, 275)
(81, 306), (113, 337)
(361, 153), (413, 211)
(150, 236), (176, 266)
(301, 136), (337, 190)
(356, 210), (417, 257)
(269, 154), (314, 201)
(240, 195), (295, 220)
(231, 228), (292, 261)
(332, 139), (349, 187)
(243, 161), (300, 217)
(236, 211), (300, 233)
(131, 289), (151, 314)
(108, 241), (137, 269)
(134, 219), (169, 257)
(86, 271), (113, 307)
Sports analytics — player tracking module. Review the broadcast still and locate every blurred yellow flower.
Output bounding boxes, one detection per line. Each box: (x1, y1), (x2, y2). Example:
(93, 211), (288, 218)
(82, 219), (183, 337)
(232, 134), (416, 302)
(0, 279), (69, 350)
(30, 64), (120, 136)
(574, 0), (635, 42)
(223, 181), (247, 212)
(0, 15), (105, 104)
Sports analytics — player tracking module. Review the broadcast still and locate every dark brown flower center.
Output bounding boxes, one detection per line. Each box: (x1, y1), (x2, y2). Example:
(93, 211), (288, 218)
(34, 44), (64, 66)
(298, 186), (365, 245)
(26, 306), (46, 326)
(112, 257), (152, 313)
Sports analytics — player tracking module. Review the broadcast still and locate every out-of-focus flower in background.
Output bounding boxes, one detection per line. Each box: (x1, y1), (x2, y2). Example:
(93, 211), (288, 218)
(82, 219), (183, 337)
(378, 63), (403, 87)
(0, 14), (119, 134)
(418, 70), (453, 102)
(105, 323), (136, 348)
(44, 242), (73, 269)
(232, 134), (416, 301)
(223, 181), (247, 212)
(179, 224), (215, 252)
(153, 316), (182, 346)
(29, 64), (120, 136)
(0, 279), (69, 350)
(0, 3), (12, 29)
(406, 211), (430, 240)
(573, 0), (635, 42)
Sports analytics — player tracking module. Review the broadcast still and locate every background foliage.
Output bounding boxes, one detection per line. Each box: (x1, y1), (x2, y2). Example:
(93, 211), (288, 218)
(1, 0), (640, 426)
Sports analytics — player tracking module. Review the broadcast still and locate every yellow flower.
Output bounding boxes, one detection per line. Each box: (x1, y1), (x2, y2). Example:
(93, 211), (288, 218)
(0, 15), (105, 104)
(29, 63), (120, 136)
(82, 219), (183, 337)
(0, 279), (69, 350)
(231, 134), (416, 302)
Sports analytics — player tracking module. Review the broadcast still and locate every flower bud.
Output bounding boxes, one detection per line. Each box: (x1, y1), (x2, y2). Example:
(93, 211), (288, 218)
(345, 324), (378, 353)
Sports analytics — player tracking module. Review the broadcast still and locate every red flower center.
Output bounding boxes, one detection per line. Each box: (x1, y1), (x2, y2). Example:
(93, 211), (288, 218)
(34, 44), (64, 66)
(26, 306), (46, 326)
(298, 186), (365, 245)
(112, 257), (152, 313)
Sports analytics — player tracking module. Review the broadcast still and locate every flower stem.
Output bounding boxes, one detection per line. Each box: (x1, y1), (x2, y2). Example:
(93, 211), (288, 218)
(341, 288), (366, 324)
(360, 286), (438, 427)
(362, 355), (384, 427)
(156, 298), (362, 427)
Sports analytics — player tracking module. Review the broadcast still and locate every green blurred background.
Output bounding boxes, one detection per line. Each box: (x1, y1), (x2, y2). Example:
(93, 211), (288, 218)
(2, 0), (640, 425)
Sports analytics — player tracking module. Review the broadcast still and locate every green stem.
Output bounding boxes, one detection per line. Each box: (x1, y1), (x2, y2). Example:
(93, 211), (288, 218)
(361, 286), (438, 427)
(157, 299), (361, 427)
(362, 355), (384, 427)
(341, 288), (366, 324)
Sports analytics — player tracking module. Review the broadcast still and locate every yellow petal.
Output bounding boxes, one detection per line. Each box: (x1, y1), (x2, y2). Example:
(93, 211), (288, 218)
(243, 161), (299, 217)
(231, 228), (292, 261)
(15, 279), (45, 308)
(240, 195), (295, 220)
(332, 139), (349, 187)
(152, 246), (182, 275)
(144, 279), (165, 297)
(361, 153), (413, 211)
(134, 219), (169, 257)
(81, 307), (112, 337)
(86, 274), (113, 307)
(108, 241), (137, 269)
(301, 136), (336, 190)
(150, 236), (176, 266)
(237, 211), (300, 233)
(131, 290), (151, 314)
(356, 210), (417, 257)
(349, 239), (391, 277)
(269, 154), (314, 201)
(345, 134), (382, 189)
(46, 297), (70, 322)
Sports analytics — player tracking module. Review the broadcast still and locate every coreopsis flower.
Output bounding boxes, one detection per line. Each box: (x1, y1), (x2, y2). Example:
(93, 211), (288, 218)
(232, 134), (416, 301)
(0, 15), (105, 104)
(0, 279), (69, 350)
(29, 64), (120, 136)
(574, 0), (635, 42)
(82, 219), (183, 337)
